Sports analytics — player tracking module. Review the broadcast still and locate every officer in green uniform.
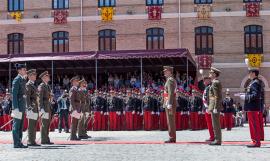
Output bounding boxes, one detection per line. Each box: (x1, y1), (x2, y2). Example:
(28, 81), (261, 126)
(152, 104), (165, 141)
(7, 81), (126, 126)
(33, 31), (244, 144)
(26, 69), (40, 146)
(163, 66), (177, 143)
(78, 79), (91, 139)
(208, 67), (223, 146)
(12, 63), (28, 148)
(39, 71), (54, 145)
(69, 76), (81, 140)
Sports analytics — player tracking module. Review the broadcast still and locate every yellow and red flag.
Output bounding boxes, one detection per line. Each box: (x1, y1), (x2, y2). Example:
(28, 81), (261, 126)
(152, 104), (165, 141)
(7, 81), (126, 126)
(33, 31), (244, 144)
(101, 7), (114, 21)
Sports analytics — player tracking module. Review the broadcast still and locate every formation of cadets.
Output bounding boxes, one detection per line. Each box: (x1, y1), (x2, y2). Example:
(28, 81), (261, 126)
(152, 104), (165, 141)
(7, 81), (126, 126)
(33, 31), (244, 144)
(12, 63), (263, 148)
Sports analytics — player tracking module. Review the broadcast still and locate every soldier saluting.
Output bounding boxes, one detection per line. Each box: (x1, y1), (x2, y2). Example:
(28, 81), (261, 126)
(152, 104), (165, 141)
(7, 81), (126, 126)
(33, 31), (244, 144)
(38, 71), (54, 145)
(163, 66), (177, 143)
(26, 69), (40, 146)
(11, 63), (28, 148)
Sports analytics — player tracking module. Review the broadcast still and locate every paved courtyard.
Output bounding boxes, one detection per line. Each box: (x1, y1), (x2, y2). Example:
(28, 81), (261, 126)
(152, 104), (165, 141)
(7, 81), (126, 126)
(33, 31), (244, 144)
(0, 125), (270, 161)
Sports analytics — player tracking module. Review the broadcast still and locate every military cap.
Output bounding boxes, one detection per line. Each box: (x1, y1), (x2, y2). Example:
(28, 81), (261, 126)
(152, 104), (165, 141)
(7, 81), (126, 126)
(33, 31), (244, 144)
(248, 68), (259, 73)
(203, 76), (211, 80)
(103, 92), (107, 95)
(70, 76), (80, 83)
(15, 63), (26, 70)
(39, 71), (49, 79)
(79, 79), (87, 85)
(126, 89), (131, 93)
(209, 67), (221, 75)
(163, 66), (174, 72)
(27, 69), (37, 76)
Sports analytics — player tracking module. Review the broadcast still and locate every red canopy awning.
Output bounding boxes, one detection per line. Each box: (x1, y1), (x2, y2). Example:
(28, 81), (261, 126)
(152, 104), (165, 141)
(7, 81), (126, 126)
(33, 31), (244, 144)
(0, 48), (195, 65)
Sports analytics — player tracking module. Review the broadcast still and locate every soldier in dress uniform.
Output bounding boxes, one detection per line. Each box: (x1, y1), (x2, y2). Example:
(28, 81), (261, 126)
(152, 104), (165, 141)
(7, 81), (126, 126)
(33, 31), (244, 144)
(135, 91), (143, 130)
(125, 90), (135, 130)
(208, 67), (223, 146)
(181, 91), (190, 130)
(222, 89), (234, 131)
(101, 92), (108, 130)
(202, 76), (215, 142)
(69, 76), (81, 140)
(143, 89), (153, 131)
(92, 90), (103, 131)
(163, 66), (177, 143)
(116, 92), (124, 130)
(39, 71), (54, 144)
(78, 79), (91, 139)
(12, 63), (28, 148)
(25, 69), (40, 146)
(189, 89), (200, 131)
(239, 68), (264, 148)
(176, 89), (185, 131)
(151, 91), (158, 130)
(108, 90), (118, 130)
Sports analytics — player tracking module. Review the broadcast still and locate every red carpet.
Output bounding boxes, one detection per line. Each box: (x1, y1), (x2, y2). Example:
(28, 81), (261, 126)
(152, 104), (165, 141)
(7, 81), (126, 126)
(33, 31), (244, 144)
(1, 140), (270, 145)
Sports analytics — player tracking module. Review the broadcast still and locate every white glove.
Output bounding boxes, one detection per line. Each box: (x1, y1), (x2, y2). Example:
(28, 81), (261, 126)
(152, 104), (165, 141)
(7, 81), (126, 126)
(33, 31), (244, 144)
(11, 108), (22, 120)
(213, 109), (218, 114)
(132, 111), (135, 115)
(151, 111), (155, 115)
(27, 110), (38, 120)
(240, 94), (245, 100)
(101, 111), (103, 115)
(167, 104), (172, 110)
(85, 112), (90, 118)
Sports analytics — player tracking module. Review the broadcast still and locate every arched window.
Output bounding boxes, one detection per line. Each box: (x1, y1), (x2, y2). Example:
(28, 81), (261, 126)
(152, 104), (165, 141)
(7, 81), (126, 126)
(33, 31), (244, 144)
(146, 0), (164, 6)
(194, 0), (212, 4)
(146, 28), (164, 50)
(244, 25), (263, 54)
(52, 31), (69, 53)
(8, 0), (24, 12)
(98, 29), (116, 51)
(52, 0), (69, 9)
(7, 33), (23, 54)
(98, 0), (116, 7)
(195, 26), (213, 55)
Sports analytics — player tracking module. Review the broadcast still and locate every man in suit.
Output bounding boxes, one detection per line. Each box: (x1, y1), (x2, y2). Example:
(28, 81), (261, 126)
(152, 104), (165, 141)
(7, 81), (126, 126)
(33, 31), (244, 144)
(26, 69), (40, 146)
(163, 66), (177, 143)
(240, 68), (264, 148)
(208, 67), (223, 146)
(39, 71), (54, 145)
(57, 90), (70, 133)
(12, 63), (28, 148)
